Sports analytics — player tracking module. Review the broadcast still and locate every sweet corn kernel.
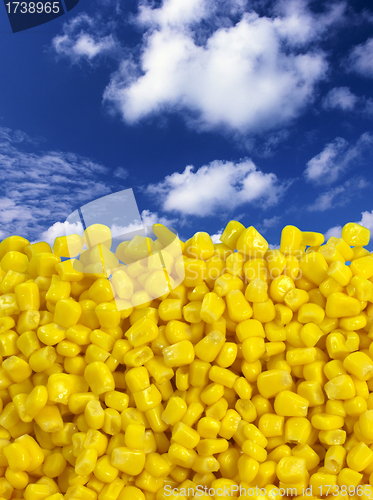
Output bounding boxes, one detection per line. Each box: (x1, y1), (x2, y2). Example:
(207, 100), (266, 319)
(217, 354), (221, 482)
(3, 219), (373, 498)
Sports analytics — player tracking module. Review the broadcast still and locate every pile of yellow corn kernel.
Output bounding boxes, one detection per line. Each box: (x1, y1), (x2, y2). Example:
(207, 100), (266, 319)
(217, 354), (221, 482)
(1, 221), (373, 500)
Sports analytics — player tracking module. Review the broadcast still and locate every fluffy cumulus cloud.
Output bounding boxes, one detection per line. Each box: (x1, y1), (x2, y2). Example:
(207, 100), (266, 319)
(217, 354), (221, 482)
(322, 87), (358, 111)
(52, 14), (118, 62)
(347, 38), (373, 78)
(0, 127), (121, 241)
(102, 0), (346, 134)
(304, 133), (373, 184)
(325, 209), (373, 241)
(146, 159), (289, 217)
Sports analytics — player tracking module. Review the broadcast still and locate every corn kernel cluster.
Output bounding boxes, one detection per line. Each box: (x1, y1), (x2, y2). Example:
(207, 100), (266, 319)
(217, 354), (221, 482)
(0, 221), (373, 500)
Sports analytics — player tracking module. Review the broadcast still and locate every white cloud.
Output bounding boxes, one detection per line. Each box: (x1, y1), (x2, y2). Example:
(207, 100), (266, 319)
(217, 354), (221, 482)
(308, 178), (368, 212)
(347, 38), (373, 78)
(146, 159), (289, 217)
(102, 0), (344, 135)
(258, 215), (282, 233)
(325, 209), (373, 243)
(52, 14), (117, 62)
(39, 221), (84, 246)
(360, 210), (373, 233)
(113, 167), (129, 180)
(324, 225), (342, 241)
(322, 87), (358, 111)
(304, 133), (373, 184)
(211, 229), (223, 244)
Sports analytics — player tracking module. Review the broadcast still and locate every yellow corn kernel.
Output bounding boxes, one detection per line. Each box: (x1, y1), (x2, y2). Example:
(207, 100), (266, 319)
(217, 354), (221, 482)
(297, 381), (324, 407)
(215, 342), (237, 368)
(274, 391), (309, 417)
(280, 225), (302, 256)
(226, 290), (252, 323)
(324, 374), (356, 400)
(311, 413), (344, 430)
(162, 340), (194, 367)
(242, 439), (267, 463)
(327, 261), (353, 286)
(29, 346), (57, 372)
(326, 292), (361, 318)
(164, 320), (191, 344)
(237, 454), (259, 483)
(286, 347), (317, 367)
(122, 345), (153, 367)
(84, 361), (115, 395)
(172, 421), (200, 449)
(199, 293), (225, 324)
(197, 417), (221, 439)
(133, 384), (162, 412)
(266, 250), (286, 279)
(123, 423), (145, 450)
(181, 402), (204, 427)
(309, 472), (337, 495)
(257, 369), (292, 399)
(253, 298), (276, 323)
(161, 397), (187, 426)
(194, 331), (225, 363)
(83, 399), (104, 430)
(298, 303), (325, 324)
(217, 409), (241, 440)
(241, 336), (265, 364)
(236, 318), (265, 342)
(220, 221), (246, 250)
(243, 257), (268, 283)
(236, 226), (268, 258)
(146, 357), (174, 385)
(123, 317), (158, 348)
(342, 222), (370, 246)
(318, 429), (346, 446)
(302, 231), (324, 247)
(2, 355), (31, 383)
(235, 398), (257, 422)
(346, 442), (373, 472)
(34, 404), (63, 433)
(214, 273), (243, 298)
(25, 385), (48, 417)
(94, 454), (119, 483)
(337, 467), (363, 487)
(197, 438), (228, 456)
(3, 442), (30, 471)
(284, 417), (312, 445)
(343, 351), (373, 381)
(277, 456), (307, 483)
(167, 442), (197, 468)
(226, 251), (245, 279)
(300, 323), (323, 347)
(291, 444), (319, 472)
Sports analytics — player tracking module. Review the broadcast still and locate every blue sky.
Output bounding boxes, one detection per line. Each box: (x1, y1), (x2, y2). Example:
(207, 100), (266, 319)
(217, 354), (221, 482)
(0, 0), (373, 247)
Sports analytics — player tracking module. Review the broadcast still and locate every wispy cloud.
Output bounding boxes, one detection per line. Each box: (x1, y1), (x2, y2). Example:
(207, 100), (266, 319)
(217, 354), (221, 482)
(308, 178), (368, 211)
(146, 159), (290, 217)
(347, 37), (373, 78)
(322, 87), (358, 111)
(102, 0), (347, 135)
(304, 133), (373, 184)
(113, 167), (129, 180)
(0, 127), (121, 240)
(52, 13), (119, 62)
(258, 215), (282, 233)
